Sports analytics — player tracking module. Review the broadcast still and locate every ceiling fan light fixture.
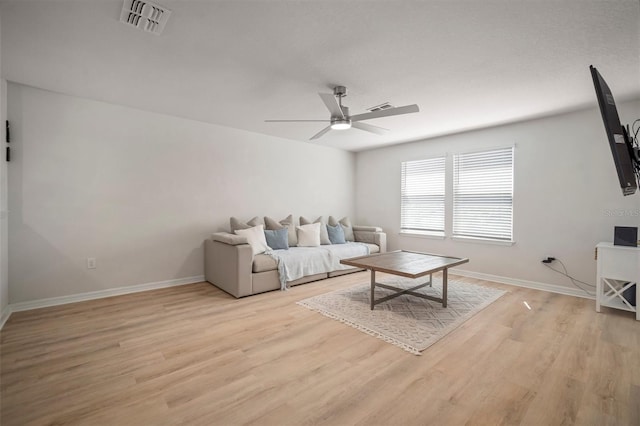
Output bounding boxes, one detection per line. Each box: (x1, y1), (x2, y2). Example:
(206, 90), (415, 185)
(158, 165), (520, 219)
(331, 119), (352, 130)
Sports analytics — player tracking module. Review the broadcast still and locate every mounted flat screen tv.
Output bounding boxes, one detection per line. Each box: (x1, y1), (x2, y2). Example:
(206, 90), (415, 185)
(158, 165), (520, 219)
(589, 65), (639, 196)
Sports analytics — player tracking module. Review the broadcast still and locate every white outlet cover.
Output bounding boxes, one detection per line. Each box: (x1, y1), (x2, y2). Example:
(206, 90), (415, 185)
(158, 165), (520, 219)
(87, 258), (97, 269)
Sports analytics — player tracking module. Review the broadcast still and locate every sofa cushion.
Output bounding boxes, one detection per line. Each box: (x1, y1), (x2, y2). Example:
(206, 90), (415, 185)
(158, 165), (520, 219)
(264, 214), (297, 247)
(362, 243), (380, 254)
(234, 225), (270, 255)
(296, 223), (321, 247)
(327, 224), (346, 244)
(264, 228), (289, 250)
(230, 216), (264, 233)
(300, 216), (331, 245)
(329, 216), (354, 242)
(253, 254), (278, 273)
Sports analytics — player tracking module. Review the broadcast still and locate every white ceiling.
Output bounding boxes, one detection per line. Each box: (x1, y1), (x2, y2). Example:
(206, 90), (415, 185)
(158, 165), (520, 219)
(1, 0), (639, 151)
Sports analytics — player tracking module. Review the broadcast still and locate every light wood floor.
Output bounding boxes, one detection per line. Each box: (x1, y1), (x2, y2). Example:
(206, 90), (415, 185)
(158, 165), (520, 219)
(1, 273), (638, 425)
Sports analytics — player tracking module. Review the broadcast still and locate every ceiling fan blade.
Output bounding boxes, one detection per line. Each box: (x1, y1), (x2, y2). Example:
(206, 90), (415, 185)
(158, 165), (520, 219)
(309, 125), (332, 141)
(351, 122), (389, 135)
(265, 119), (330, 122)
(318, 93), (345, 118)
(350, 104), (420, 122)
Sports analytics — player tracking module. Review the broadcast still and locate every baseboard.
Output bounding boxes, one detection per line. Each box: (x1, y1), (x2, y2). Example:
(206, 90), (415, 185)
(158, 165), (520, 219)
(9, 275), (205, 313)
(451, 268), (595, 300)
(2, 269), (594, 326)
(0, 305), (11, 330)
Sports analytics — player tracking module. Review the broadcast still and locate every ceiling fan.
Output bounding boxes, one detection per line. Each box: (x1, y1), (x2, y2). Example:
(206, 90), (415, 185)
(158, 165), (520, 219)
(265, 86), (420, 140)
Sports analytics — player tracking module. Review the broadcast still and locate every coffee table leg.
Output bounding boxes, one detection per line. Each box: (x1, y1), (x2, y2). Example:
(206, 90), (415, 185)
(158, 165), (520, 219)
(370, 269), (376, 310)
(442, 268), (448, 308)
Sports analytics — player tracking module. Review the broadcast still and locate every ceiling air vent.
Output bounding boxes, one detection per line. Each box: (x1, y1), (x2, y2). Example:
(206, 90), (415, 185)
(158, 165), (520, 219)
(120, 0), (171, 35)
(367, 102), (394, 112)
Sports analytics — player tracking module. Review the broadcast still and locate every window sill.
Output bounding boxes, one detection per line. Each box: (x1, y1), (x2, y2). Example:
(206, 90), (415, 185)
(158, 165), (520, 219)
(399, 231), (445, 240)
(451, 236), (515, 246)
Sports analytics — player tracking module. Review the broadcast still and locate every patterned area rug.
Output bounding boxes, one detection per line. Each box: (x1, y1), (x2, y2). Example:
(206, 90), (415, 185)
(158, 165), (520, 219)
(297, 277), (506, 355)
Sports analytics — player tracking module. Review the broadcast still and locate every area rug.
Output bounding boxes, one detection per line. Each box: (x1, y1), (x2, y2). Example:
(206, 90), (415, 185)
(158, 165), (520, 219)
(297, 277), (506, 355)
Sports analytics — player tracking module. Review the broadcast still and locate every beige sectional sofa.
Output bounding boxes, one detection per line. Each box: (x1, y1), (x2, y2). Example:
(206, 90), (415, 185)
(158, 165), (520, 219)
(205, 225), (387, 298)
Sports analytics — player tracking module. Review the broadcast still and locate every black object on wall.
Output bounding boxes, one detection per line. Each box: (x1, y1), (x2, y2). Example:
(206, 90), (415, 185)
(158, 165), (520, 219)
(5, 121), (9, 162)
(590, 66), (639, 196)
(614, 226), (638, 247)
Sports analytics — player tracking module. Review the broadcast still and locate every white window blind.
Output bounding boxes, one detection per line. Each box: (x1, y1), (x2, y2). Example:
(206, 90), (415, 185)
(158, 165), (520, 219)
(400, 157), (445, 234)
(453, 147), (514, 241)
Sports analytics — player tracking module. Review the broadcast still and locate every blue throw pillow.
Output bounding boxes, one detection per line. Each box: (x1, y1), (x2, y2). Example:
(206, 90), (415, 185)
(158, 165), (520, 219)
(327, 223), (346, 244)
(264, 227), (289, 250)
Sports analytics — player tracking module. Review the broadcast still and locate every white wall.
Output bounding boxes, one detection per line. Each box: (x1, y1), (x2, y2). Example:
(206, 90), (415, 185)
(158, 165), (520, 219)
(7, 83), (355, 303)
(0, 9), (9, 323)
(0, 79), (7, 322)
(355, 100), (640, 291)
(7, 82), (639, 305)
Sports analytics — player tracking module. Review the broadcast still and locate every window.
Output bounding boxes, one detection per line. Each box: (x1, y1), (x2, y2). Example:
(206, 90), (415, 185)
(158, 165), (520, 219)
(453, 147), (514, 241)
(400, 157), (445, 235)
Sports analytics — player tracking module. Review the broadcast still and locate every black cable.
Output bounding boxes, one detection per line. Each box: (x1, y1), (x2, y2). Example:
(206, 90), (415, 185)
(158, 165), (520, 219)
(631, 118), (640, 140)
(555, 259), (595, 287)
(543, 260), (595, 296)
(630, 119), (640, 182)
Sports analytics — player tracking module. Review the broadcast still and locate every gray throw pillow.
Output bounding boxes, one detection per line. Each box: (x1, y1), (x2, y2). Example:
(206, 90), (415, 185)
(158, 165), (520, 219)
(326, 224), (346, 244)
(230, 216), (264, 233)
(264, 228), (289, 250)
(264, 214), (297, 247)
(329, 216), (354, 242)
(300, 216), (331, 245)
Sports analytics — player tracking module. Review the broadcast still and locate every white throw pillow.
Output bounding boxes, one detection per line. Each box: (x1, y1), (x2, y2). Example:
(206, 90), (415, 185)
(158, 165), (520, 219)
(234, 225), (271, 255)
(300, 216), (331, 245)
(296, 223), (321, 247)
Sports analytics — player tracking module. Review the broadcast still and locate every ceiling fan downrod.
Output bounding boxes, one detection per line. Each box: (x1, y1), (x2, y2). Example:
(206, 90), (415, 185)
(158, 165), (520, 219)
(331, 86), (351, 130)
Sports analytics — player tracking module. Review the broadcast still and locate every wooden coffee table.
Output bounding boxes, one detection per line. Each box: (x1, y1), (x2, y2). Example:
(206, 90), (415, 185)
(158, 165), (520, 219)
(340, 250), (469, 310)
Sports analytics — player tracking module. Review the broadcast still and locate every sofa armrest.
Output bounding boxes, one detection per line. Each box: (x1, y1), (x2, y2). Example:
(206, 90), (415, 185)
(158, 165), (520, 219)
(211, 232), (248, 245)
(353, 225), (383, 233)
(353, 227), (387, 253)
(205, 238), (253, 298)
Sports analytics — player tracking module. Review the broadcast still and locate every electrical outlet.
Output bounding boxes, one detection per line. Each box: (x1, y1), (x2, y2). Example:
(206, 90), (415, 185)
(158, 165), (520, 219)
(87, 257), (97, 269)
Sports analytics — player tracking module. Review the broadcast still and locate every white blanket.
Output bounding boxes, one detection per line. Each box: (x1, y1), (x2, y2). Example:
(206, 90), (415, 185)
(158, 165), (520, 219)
(268, 242), (370, 290)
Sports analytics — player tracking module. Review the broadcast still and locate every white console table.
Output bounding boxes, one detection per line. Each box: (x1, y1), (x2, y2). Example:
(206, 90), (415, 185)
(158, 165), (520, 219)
(595, 242), (639, 320)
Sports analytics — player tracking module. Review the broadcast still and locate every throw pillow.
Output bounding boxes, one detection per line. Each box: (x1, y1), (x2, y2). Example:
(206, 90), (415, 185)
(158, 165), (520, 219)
(264, 214), (297, 247)
(264, 227), (289, 250)
(329, 216), (354, 242)
(299, 216), (331, 245)
(326, 223), (346, 244)
(234, 225), (271, 255)
(296, 223), (321, 247)
(230, 216), (264, 233)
